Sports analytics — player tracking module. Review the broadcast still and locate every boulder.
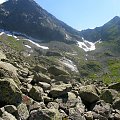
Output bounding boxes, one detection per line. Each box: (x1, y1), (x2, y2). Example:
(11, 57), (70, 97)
(29, 108), (61, 120)
(79, 85), (99, 103)
(56, 93), (85, 114)
(29, 86), (43, 102)
(2, 111), (17, 120)
(33, 73), (51, 84)
(0, 78), (22, 105)
(92, 100), (111, 118)
(4, 105), (17, 114)
(54, 75), (71, 84)
(0, 51), (6, 61)
(69, 108), (86, 120)
(113, 98), (120, 110)
(100, 89), (118, 103)
(0, 62), (21, 86)
(17, 103), (29, 120)
(49, 84), (72, 98)
(38, 82), (51, 90)
(33, 65), (47, 73)
(48, 66), (69, 76)
(108, 82), (120, 91)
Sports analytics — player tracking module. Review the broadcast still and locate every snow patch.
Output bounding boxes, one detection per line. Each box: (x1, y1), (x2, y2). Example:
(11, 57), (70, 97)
(0, 0), (7, 4)
(25, 45), (31, 49)
(0, 32), (5, 36)
(77, 37), (102, 52)
(25, 39), (49, 50)
(60, 57), (78, 72)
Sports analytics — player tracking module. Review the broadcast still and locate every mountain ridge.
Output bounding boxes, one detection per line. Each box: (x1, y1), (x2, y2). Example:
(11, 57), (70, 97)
(0, 0), (81, 43)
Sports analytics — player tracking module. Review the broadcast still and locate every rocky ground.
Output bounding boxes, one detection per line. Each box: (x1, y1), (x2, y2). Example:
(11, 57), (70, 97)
(0, 49), (120, 120)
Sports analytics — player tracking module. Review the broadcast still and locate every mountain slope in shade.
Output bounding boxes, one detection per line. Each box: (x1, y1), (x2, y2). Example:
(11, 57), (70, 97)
(0, 0), (81, 43)
(80, 16), (120, 42)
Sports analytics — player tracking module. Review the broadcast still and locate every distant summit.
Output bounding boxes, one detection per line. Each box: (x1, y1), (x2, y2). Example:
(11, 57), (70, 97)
(0, 0), (81, 43)
(80, 16), (120, 42)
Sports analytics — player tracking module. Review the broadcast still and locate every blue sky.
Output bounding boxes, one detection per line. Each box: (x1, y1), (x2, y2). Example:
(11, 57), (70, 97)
(36, 0), (120, 30)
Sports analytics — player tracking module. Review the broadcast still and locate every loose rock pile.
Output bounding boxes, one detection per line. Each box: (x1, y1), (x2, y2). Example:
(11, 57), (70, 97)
(0, 52), (120, 120)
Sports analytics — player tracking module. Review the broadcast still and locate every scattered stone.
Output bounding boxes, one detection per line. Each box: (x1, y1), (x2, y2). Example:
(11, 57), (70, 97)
(29, 86), (43, 102)
(108, 82), (120, 91)
(100, 89), (118, 103)
(0, 78), (22, 105)
(48, 66), (69, 76)
(33, 65), (47, 73)
(17, 103), (29, 120)
(38, 82), (51, 90)
(4, 105), (17, 114)
(2, 111), (17, 120)
(79, 85), (99, 103)
(113, 98), (120, 110)
(33, 73), (51, 84)
(49, 84), (72, 98)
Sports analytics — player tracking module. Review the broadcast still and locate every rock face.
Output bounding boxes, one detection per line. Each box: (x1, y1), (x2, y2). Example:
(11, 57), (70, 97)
(0, 78), (22, 105)
(0, 0), (81, 43)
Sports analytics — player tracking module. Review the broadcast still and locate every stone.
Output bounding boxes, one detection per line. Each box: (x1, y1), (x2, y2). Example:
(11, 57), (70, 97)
(100, 89), (118, 103)
(4, 105), (17, 114)
(92, 112), (107, 120)
(33, 65), (47, 73)
(108, 82), (120, 91)
(29, 86), (43, 102)
(49, 84), (72, 98)
(48, 66), (69, 76)
(54, 75), (71, 84)
(2, 111), (17, 120)
(29, 108), (61, 120)
(69, 108), (86, 120)
(0, 78), (22, 105)
(113, 98), (120, 110)
(79, 85), (99, 103)
(17, 103), (29, 120)
(38, 82), (51, 90)
(33, 73), (51, 84)
(93, 100), (111, 118)
(0, 51), (6, 61)
(47, 102), (59, 109)
(84, 111), (93, 120)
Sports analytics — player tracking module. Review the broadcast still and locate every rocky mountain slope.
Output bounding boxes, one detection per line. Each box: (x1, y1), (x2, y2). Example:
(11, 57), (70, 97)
(0, 0), (81, 43)
(0, 24), (120, 120)
(0, 0), (120, 120)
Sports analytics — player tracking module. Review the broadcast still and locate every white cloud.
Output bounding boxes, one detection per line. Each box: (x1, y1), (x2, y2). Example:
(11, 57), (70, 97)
(0, 0), (7, 4)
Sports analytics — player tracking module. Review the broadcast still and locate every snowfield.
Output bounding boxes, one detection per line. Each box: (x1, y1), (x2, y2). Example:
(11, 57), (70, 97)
(77, 37), (102, 52)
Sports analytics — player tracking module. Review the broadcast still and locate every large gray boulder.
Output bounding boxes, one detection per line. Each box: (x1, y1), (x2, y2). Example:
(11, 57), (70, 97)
(29, 108), (61, 120)
(113, 98), (120, 110)
(33, 73), (51, 84)
(100, 89), (118, 103)
(79, 85), (99, 103)
(17, 103), (29, 120)
(29, 86), (43, 102)
(48, 66), (69, 76)
(49, 84), (72, 98)
(0, 78), (22, 105)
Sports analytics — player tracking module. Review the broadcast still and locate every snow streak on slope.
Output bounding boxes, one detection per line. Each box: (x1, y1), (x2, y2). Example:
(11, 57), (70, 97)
(60, 57), (78, 72)
(77, 37), (102, 52)
(25, 39), (49, 50)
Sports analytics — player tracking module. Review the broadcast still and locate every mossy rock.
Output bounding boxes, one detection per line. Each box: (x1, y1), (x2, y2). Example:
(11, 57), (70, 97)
(0, 78), (22, 105)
